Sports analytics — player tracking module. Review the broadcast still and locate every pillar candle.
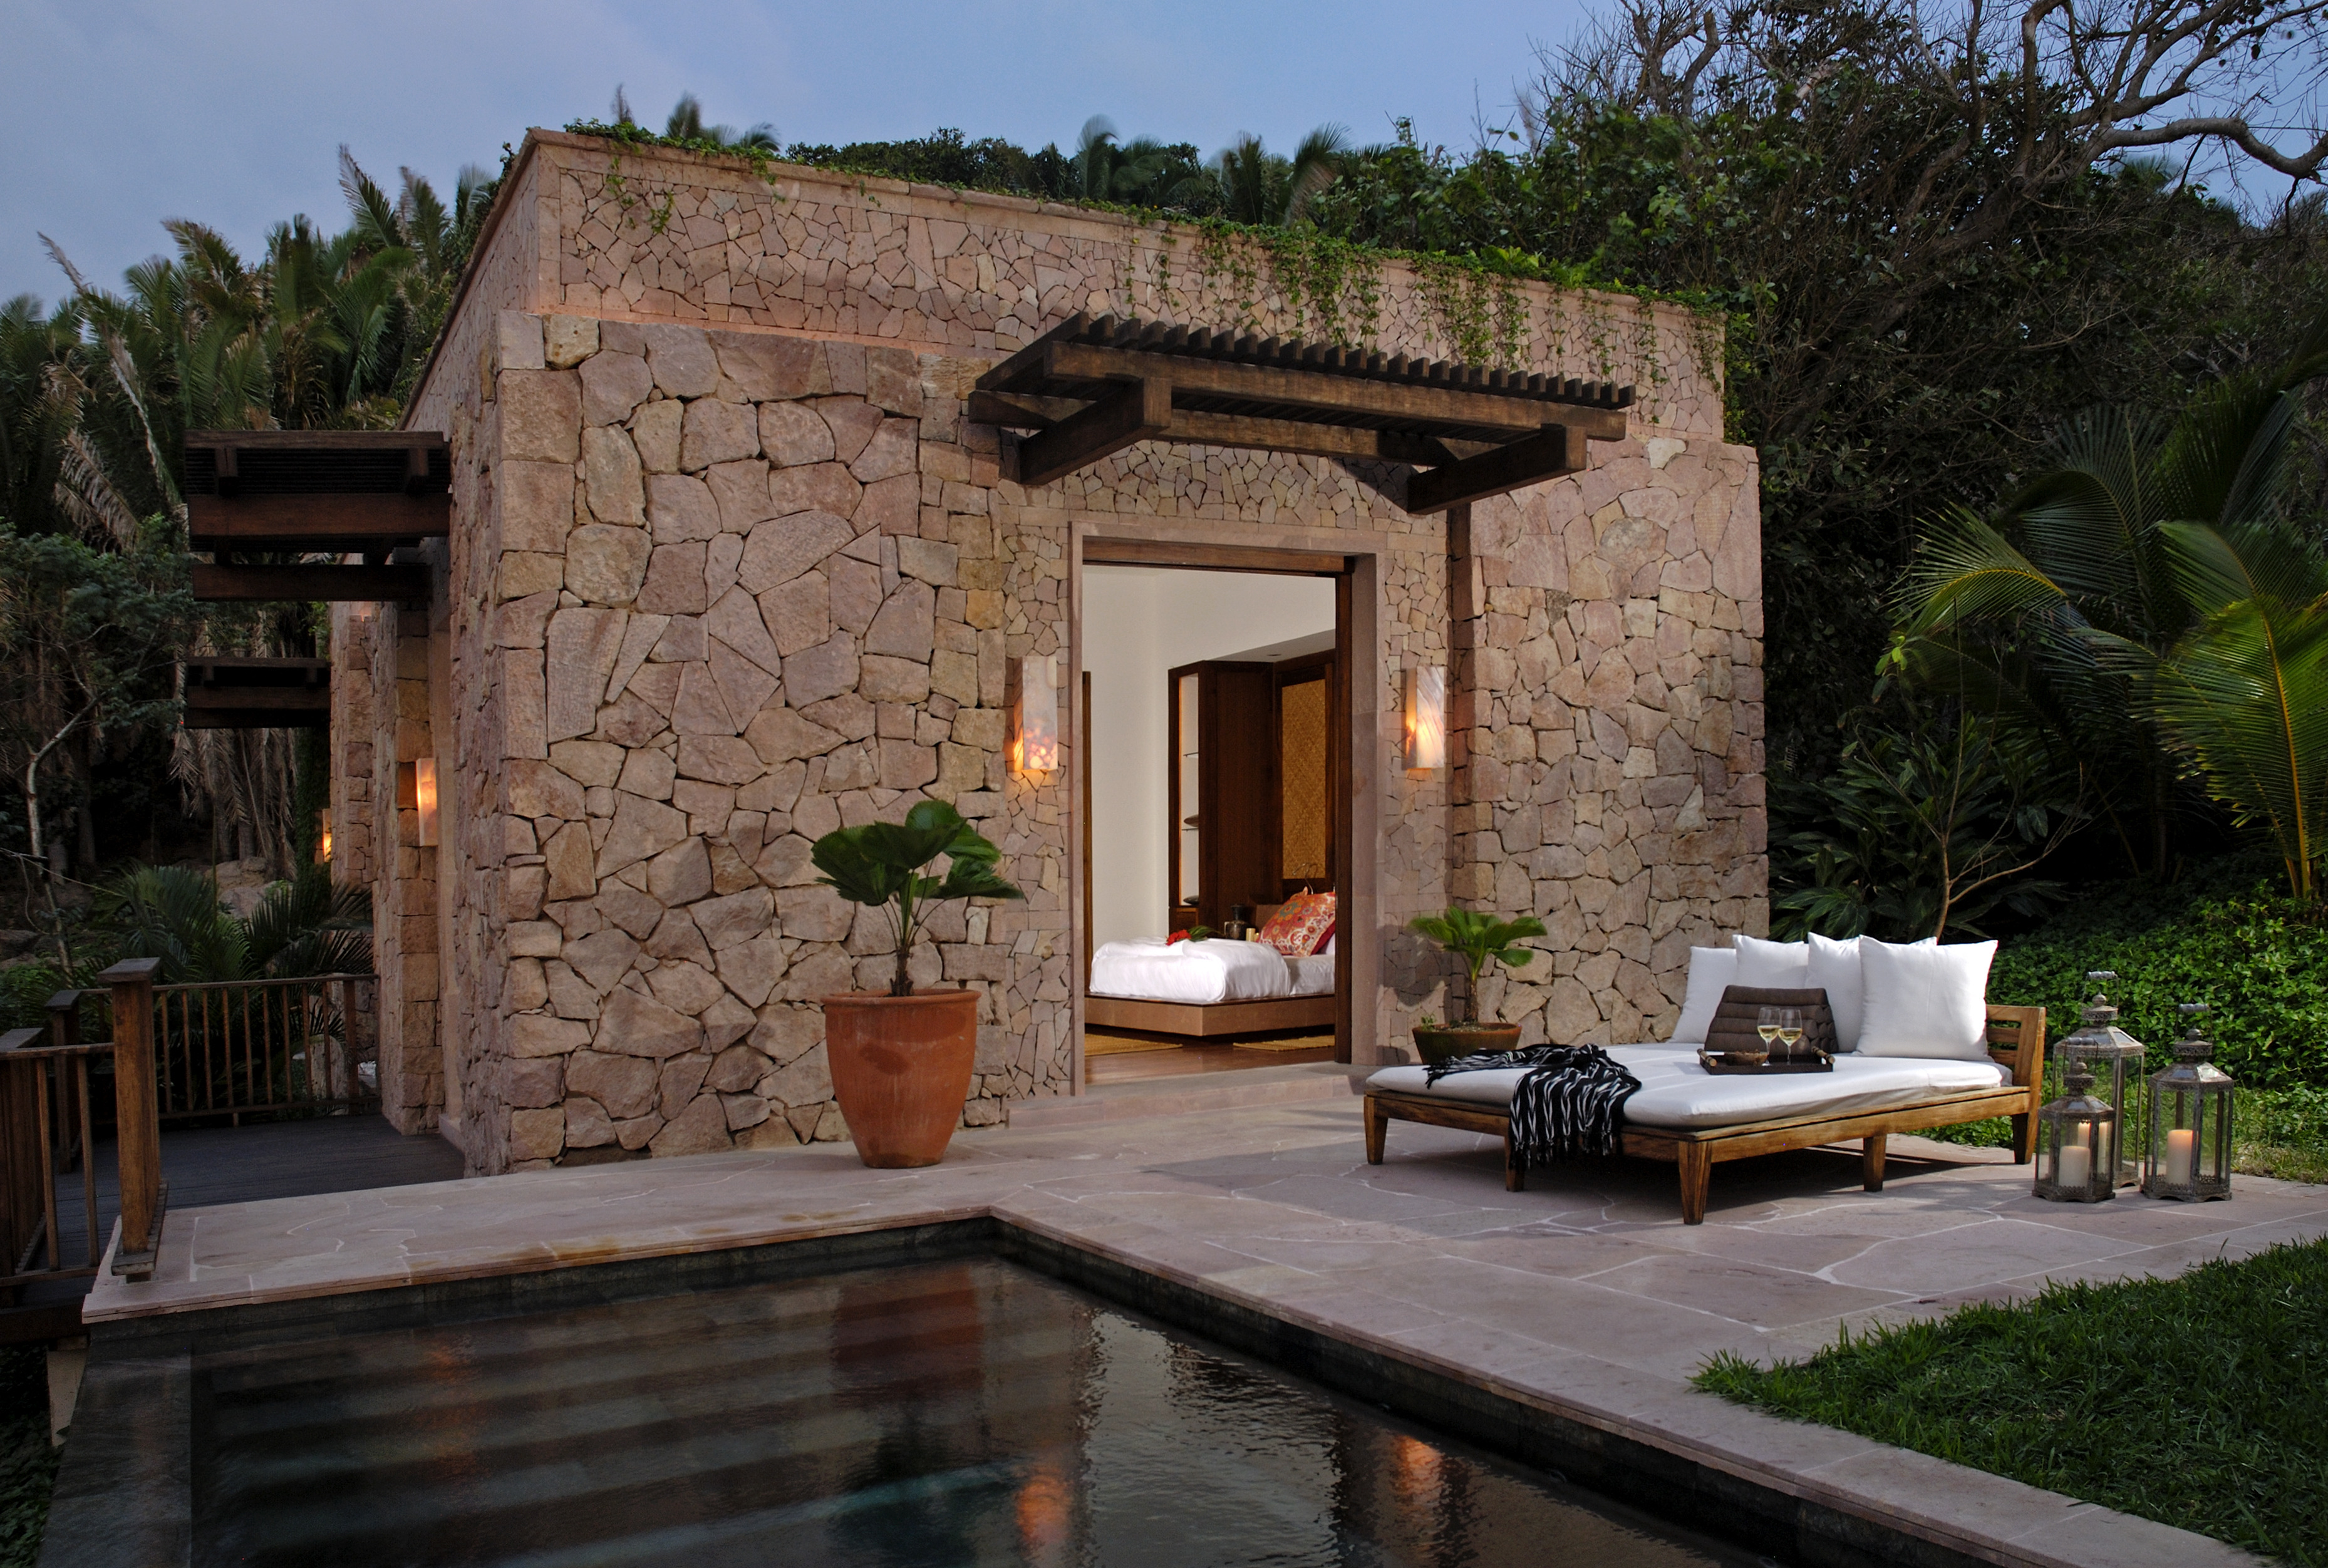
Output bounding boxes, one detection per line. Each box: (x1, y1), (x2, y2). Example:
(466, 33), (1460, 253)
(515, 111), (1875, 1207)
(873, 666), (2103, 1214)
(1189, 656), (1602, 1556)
(2057, 1142), (2091, 1191)
(2165, 1127), (2196, 1187)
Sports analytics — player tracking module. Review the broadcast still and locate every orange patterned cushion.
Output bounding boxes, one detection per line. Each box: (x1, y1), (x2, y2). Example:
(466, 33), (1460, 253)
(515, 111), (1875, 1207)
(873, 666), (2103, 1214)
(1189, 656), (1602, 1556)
(1260, 891), (1336, 957)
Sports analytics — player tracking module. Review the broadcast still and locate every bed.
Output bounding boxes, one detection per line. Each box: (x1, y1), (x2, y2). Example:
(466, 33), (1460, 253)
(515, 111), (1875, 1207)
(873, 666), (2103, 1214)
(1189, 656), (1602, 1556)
(1087, 935), (1337, 1038)
(1362, 1004), (2045, 1223)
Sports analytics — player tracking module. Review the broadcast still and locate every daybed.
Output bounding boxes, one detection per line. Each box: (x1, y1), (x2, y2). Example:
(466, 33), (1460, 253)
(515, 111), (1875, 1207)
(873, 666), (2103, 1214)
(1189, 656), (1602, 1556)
(1364, 1004), (2044, 1224)
(1087, 934), (1335, 1037)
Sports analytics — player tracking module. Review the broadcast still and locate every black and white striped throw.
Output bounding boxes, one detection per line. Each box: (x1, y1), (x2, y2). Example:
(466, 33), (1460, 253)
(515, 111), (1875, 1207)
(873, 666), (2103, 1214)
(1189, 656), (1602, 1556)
(1426, 1043), (1642, 1167)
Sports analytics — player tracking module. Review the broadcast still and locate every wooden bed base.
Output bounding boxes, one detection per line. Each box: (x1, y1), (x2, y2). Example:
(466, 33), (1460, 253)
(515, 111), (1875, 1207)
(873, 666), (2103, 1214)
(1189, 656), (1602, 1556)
(1365, 1005), (2045, 1224)
(1086, 993), (1335, 1038)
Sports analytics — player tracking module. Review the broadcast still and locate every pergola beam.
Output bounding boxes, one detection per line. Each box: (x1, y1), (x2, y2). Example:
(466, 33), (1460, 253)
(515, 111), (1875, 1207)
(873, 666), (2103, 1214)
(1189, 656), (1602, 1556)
(1010, 377), (1172, 487)
(192, 564), (428, 602)
(1031, 341), (1628, 443)
(1405, 425), (1584, 514)
(187, 492), (450, 551)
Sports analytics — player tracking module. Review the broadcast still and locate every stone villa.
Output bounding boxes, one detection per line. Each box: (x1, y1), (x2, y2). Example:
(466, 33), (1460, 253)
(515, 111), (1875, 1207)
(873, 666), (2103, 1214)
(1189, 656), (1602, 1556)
(321, 129), (1765, 1175)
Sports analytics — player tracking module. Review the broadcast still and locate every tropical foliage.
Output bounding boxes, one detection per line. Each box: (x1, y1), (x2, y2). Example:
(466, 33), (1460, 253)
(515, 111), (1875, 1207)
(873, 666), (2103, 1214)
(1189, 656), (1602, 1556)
(1898, 318), (2328, 899)
(812, 802), (1022, 996)
(98, 862), (371, 984)
(0, 145), (492, 892)
(1774, 704), (2087, 941)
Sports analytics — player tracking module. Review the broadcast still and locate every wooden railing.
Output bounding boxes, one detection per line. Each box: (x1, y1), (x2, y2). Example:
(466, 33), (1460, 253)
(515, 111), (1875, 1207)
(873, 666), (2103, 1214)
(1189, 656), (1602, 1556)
(153, 973), (375, 1123)
(0, 958), (167, 1290)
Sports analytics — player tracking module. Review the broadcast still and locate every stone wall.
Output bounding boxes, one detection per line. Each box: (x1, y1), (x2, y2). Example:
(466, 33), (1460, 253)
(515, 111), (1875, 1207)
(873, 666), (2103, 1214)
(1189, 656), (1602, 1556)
(348, 130), (1765, 1174)
(363, 604), (443, 1132)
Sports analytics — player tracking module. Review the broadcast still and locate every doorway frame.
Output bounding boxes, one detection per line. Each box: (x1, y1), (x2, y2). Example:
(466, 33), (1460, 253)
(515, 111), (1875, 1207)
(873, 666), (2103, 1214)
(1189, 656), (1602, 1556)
(1067, 525), (1383, 1088)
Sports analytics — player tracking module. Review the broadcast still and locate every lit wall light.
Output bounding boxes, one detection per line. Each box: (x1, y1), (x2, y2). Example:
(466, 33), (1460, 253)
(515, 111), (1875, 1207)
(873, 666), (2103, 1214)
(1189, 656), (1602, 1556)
(413, 757), (440, 847)
(1404, 666), (1446, 771)
(316, 809), (334, 864)
(1011, 655), (1059, 774)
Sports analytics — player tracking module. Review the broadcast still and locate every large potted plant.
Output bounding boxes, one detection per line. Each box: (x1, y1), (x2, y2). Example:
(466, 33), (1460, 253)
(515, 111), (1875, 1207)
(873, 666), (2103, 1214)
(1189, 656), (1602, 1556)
(1407, 906), (1546, 1065)
(812, 800), (1023, 1167)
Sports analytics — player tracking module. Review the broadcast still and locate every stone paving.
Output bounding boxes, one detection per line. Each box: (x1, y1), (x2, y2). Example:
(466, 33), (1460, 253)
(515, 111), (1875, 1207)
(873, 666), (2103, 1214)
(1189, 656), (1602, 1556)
(91, 1093), (2317, 1564)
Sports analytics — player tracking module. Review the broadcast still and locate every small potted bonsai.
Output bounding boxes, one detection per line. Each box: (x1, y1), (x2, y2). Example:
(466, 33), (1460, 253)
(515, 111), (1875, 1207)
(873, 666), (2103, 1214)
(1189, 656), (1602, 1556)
(812, 800), (1023, 1167)
(1407, 906), (1546, 1065)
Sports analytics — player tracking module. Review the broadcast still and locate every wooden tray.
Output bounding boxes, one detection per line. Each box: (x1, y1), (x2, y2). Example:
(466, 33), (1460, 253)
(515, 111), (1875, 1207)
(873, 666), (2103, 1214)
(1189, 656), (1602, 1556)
(1697, 1049), (1834, 1075)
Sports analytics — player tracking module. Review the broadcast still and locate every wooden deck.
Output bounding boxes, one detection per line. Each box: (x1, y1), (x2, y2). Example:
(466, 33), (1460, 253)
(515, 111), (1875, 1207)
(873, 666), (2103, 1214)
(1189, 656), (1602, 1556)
(3, 1115), (464, 1339)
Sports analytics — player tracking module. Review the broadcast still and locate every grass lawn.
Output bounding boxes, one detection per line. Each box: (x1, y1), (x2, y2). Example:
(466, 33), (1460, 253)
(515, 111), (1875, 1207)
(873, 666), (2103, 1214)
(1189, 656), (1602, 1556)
(1695, 1237), (2328, 1564)
(0, 1347), (54, 1568)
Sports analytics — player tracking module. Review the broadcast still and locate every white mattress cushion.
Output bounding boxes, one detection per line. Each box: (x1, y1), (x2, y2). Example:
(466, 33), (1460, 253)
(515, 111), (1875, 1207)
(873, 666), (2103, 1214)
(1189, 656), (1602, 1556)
(1367, 1046), (2010, 1130)
(1732, 933), (1809, 989)
(1090, 937), (1293, 1004)
(1668, 946), (1737, 1045)
(1288, 954), (1337, 996)
(1859, 939), (1996, 1060)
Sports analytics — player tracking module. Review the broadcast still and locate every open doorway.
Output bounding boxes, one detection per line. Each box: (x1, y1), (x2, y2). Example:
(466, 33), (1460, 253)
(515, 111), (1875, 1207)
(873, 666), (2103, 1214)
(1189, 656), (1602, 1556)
(1079, 562), (1348, 1085)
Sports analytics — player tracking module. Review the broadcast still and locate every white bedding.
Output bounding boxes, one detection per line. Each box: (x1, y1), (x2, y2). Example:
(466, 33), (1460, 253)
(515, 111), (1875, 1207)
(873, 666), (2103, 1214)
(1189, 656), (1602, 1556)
(1367, 1045), (2010, 1130)
(1090, 938), (1335, 1004)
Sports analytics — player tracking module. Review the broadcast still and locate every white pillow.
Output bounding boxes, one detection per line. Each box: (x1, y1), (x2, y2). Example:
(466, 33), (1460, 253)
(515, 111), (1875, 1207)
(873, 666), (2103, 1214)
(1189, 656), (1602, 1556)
(1732, 933), (1809, 989)
(1667, 946), (1737, 1045)
(1858, 939), (1996, 1060)
(1807, 933), (1865, 1050)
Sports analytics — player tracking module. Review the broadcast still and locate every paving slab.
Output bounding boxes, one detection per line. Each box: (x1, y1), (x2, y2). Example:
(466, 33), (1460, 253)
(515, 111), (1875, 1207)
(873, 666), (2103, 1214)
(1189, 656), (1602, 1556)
(83, 1091), (2312, 1567)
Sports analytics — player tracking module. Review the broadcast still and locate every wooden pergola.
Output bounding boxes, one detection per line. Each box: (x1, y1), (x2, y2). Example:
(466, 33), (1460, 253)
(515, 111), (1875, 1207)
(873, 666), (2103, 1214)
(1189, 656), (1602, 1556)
(180, 657), (331, 730)
(182, 431), (447, 602)
(969, 314), (1631, 508)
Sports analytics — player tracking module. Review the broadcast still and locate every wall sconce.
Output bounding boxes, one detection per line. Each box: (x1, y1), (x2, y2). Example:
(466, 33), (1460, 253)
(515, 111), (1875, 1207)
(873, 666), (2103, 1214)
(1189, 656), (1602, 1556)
(316, 809), (334, 864)
(1404, 666), (1446, 770)
(1011, 655), (1059, 775)
(400, 758), (442, 847)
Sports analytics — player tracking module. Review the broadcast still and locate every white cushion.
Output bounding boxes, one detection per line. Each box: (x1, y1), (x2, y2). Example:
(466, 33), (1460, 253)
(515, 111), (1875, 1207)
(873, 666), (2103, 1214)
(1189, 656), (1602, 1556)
(1667, 946), (1737, 1045)
(1858, 939), (1996, 1060)
(1366, 1050), (2010, 1130)
(1732, 933), (1809, 989)
(1807, 933), (1865, 1050)
(1803, 934), (1938, 1051)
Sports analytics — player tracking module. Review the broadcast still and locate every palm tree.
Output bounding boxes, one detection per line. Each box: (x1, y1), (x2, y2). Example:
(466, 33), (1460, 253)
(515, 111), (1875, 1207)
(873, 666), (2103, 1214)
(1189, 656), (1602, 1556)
(2107, 518), (2328, 897)
(1895, 311), (2328, 877)
(1209, 126), (1353, 224)
(663, 93), (778, 152)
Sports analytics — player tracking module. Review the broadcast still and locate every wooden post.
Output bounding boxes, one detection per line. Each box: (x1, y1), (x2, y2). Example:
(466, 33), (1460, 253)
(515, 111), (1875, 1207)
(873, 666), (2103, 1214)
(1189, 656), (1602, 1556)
(99, 959), (164, 1277)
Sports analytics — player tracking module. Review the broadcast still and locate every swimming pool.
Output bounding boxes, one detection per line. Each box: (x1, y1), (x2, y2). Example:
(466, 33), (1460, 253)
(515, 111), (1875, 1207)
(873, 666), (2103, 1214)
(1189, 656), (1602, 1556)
(189, 1256), (1757, 1566)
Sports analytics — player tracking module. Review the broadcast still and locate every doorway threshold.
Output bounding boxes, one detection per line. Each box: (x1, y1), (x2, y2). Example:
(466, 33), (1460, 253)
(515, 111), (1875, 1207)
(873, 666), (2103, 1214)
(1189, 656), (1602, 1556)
(1009, 1061), (1359, 1130)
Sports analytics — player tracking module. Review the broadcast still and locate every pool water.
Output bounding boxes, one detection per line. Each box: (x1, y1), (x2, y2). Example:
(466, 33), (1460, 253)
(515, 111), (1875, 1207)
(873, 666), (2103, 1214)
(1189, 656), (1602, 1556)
(192, 1256), (1759, 1566)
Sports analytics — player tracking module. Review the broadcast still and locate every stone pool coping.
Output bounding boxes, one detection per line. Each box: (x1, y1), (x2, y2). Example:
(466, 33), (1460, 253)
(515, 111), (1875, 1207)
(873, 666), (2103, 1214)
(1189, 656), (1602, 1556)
(79, 1096), (2299, 1567)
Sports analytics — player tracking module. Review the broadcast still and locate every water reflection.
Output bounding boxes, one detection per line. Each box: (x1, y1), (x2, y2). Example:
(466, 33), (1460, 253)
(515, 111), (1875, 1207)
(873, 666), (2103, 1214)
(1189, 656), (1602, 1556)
(192, 1257), (1756, 1567)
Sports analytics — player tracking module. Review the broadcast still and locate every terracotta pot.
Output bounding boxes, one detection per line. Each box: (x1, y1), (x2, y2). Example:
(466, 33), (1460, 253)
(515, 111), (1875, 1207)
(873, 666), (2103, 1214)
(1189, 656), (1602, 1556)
(820, 988), (981, 1168)
(1411, 1023), (1523, 1066)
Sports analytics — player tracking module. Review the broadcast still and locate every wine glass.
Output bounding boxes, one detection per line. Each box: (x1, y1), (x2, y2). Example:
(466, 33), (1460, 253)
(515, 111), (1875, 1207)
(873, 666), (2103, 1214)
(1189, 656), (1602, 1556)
(1755, 1006), (1781, 1058)
(1775, 1008), (1804, 1058)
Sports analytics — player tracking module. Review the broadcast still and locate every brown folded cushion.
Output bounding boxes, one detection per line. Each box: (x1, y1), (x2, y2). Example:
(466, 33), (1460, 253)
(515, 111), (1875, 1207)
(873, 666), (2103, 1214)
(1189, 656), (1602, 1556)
(1706, 986), (1836, 1062)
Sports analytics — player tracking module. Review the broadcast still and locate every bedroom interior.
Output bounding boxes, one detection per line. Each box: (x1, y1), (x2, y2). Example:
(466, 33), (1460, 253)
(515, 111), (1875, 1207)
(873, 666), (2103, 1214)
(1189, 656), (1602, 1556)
(1080, 564), (1348, 1081)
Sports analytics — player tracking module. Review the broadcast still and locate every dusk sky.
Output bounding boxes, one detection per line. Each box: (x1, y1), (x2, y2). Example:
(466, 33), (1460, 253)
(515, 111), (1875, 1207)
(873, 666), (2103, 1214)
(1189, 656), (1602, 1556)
(2, 0), (1596, 306)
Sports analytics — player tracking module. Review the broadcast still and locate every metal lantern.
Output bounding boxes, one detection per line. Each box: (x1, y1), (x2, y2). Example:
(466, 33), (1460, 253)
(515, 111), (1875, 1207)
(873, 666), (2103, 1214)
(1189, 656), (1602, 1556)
(2033, 1066), (2117, 1203)
(2142, 1003), (2235, 1202)
(2054, 971), (2147, 1186)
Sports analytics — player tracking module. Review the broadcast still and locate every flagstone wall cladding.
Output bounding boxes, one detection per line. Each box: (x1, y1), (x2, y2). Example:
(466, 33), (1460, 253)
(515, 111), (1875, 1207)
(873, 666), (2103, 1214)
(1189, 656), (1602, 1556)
(360, 604), (444, 1132)
(348, 132), (1762, 1175)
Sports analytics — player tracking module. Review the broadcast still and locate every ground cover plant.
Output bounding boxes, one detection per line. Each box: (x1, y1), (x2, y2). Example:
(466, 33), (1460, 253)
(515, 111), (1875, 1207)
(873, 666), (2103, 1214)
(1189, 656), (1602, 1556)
(1695, 1237), (2328, 1564)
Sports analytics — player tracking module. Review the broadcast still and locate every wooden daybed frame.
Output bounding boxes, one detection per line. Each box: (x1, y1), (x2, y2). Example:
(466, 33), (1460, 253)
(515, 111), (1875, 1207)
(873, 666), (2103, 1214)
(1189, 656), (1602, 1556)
(1364, 1004), (2045, 1224)
(1086, 993), (1335, 1037)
